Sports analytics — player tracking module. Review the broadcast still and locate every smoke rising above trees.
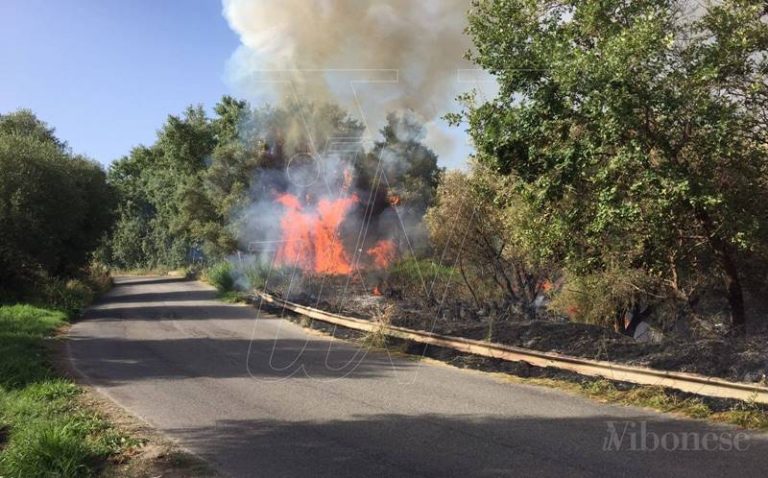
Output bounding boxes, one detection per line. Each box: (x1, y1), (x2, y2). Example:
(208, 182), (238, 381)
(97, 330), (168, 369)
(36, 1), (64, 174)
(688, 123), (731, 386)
(222, 0), (475, 165)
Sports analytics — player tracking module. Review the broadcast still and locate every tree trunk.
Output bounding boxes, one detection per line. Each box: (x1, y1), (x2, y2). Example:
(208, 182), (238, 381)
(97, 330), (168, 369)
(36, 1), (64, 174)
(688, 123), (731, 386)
(713, 241), (746, 335)
(458, 259), (481, 309)
(695, 208), (746, 335)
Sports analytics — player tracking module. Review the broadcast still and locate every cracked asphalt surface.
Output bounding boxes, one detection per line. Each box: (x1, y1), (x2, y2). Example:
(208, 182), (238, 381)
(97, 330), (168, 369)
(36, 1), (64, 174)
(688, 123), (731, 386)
(68, 276), (768, 477)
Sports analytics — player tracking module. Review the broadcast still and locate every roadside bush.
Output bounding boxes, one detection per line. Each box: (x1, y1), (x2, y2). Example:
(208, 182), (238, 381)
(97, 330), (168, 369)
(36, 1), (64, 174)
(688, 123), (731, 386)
(387, 257), (456, 301)
(550, 268), (660, 332)
(206, 262), (235, 293)
(242, 264), (264, 290)
(39, 279), (95, 317)
(184, 264), (203, 280)
(0, 111), (116, 293)
(81, 263), (113, 297)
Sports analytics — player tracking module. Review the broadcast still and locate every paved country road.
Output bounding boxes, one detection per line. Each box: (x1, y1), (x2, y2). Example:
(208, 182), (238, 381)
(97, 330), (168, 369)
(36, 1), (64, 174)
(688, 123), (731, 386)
(68, 277), (768, 478)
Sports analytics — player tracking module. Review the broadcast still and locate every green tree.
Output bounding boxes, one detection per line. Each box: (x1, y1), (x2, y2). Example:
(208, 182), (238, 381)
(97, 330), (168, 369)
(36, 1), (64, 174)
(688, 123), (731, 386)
(363, 112), (442, 209)
(460, 0), (768, 334)
(0, 111), (115, 294)
(426, 164), (550, 317)
(0, 109), (65, 149)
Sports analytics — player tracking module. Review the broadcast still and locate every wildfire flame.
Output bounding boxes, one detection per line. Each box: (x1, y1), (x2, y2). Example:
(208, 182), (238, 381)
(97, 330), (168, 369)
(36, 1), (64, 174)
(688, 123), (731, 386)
(367, 239), (397, 269)
(275, 192), (359, 275)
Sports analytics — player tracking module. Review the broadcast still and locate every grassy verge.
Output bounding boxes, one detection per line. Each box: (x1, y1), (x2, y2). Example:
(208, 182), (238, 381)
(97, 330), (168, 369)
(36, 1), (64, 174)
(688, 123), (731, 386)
(0, 305), (135, 477)
(493, 373), (768, 430)
(574, 378), (768, 429)
(431, 351), (768, 430)
(201, 262), (250, 304)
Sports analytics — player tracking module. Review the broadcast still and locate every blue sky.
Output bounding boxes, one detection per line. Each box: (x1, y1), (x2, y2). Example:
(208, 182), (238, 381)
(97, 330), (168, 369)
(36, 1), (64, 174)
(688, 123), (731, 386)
(0, 0), (239, 165)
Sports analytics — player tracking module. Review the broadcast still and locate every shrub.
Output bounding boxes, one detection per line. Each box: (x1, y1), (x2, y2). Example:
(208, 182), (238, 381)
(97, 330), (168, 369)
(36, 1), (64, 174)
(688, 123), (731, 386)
(0, 112), (116, 293)
(81, 263), (113, 297)
(387, 258), (456, 300)
(206, 262), (235, 293)
(549, 267), (662, 331)
(242, 263), (275, 290)
(39, 279), (94, 317)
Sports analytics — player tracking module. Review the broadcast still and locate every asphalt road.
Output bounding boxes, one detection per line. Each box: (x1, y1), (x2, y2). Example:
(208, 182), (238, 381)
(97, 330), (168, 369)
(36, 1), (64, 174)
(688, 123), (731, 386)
(68, 277), (768, 477)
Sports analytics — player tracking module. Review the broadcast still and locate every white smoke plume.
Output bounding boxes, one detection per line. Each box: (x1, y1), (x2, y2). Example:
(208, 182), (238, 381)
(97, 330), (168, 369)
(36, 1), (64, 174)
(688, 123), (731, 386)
(222, 0), (473, 156)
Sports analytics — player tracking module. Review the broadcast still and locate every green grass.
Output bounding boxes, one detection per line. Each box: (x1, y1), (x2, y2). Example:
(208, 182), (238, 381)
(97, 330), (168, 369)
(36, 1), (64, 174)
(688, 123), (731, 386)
(217, 290), (248, 304)
(499, 374), (768, 430)
(388, 258), (455, 284)
(0, 305), (130, 477)
(204, 262), (235, 293)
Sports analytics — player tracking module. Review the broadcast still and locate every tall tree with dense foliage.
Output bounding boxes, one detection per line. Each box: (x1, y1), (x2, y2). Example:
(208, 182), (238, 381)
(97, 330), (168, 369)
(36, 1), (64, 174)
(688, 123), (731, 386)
(363, 112), (442, 210)
(0, 111), (115, 295)
(106, 105), (219, 269)
(459, 0), (768, 334)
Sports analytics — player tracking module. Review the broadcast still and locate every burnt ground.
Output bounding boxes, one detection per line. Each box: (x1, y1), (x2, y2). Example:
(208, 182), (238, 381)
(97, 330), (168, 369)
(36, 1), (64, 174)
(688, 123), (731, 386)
(271, 287), (768, 386)
(450, 321), (768, 385)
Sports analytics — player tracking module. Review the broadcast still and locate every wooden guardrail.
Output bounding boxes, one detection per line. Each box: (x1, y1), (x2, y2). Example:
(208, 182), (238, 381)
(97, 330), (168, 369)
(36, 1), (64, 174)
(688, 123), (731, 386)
(254, 291), (768, 404)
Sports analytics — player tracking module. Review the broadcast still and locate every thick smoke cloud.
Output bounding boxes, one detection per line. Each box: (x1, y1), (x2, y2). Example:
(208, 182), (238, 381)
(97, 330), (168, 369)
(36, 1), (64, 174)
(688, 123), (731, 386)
(222, 0), (473, 161)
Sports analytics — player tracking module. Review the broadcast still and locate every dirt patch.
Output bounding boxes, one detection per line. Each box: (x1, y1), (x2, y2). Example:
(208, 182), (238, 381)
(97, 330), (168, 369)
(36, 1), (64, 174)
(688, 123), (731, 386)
(73, 390), (218, 478)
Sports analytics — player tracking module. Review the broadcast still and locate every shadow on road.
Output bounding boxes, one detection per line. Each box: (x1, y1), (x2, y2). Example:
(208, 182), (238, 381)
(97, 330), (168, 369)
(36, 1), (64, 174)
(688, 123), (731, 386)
(85, 303), (264, 321)
(167, 414), (768, 478)
(69, 336), (414, 385)
(94, 289), (218, 304)
(70, 278), (768, 478)
(113, 276), (190, 286)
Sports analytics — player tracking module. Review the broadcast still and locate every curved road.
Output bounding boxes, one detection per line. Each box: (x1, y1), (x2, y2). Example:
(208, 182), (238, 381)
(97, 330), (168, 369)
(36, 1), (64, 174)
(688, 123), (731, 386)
(68, 277), (768, 477)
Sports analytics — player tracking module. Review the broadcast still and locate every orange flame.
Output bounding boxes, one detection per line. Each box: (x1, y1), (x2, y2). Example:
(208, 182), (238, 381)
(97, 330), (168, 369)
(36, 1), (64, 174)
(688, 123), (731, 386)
(315, 196), (358, 274)
(275, 192), (358, 275)
(387, 193), (402, 207)
(367, 239), (397, 269)
(275, 194), (315, 271)
(540, 280), (553, 292)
